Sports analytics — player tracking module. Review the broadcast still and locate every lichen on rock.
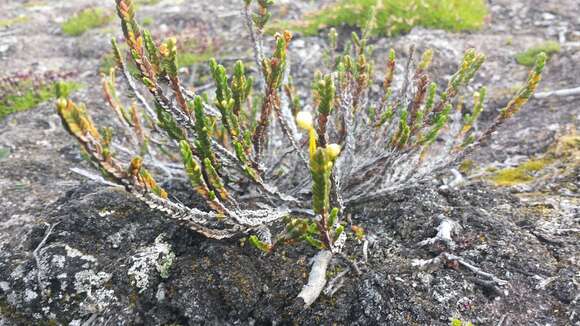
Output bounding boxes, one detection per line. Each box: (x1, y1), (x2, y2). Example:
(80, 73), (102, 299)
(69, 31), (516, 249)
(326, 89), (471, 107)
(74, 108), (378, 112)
(128, 233), (175, 293)
(73, 269), (116, 314)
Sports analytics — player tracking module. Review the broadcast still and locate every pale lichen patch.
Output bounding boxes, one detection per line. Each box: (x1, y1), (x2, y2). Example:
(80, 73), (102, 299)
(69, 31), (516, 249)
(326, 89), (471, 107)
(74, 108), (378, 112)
(51, 255), (66, 269)
(64, 245), (97, 263)
(0, 281), (10, 291)
(73, 270), (116, 314)
(128, 234), (175, 293)
(24, 289), (38, 302)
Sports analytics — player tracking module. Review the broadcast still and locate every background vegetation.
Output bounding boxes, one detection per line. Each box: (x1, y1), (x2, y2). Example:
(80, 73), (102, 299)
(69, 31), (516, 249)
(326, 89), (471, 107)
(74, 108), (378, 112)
(273, 0), (488, 36)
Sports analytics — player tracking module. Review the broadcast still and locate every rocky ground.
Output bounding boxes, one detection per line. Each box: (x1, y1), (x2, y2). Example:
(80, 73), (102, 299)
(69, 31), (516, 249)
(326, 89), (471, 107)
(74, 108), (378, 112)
(0, 0), (578, 325)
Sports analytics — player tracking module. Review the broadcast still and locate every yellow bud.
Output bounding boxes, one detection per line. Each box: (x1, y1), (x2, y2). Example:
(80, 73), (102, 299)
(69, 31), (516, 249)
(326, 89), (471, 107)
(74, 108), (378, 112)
(296, 111), (313, 130)
(326, 143), (341, 160)
(159, 43), (169, 57)
(56, 98), (68, 110)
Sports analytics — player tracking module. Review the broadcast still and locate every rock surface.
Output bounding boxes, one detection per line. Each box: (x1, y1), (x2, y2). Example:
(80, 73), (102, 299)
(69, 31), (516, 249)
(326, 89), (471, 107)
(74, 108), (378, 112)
(1, 183), (578, 325)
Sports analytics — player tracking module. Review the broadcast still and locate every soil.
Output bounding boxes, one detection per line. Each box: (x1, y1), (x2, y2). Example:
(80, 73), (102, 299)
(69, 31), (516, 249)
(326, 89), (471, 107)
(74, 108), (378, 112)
(0, 0), (578, 325)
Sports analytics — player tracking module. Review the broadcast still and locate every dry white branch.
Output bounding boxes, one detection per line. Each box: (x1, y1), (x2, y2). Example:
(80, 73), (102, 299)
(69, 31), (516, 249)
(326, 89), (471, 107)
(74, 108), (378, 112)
(412, 252), (508, 286)
(70, 168), (123, 188)
(362, 239), (369, 263)
(534, 275), (558, 290)
(33, 222), (61, 296)
(417, 215), (462, 250)
(534, 86), (580, 99)
(242, 5), (265, 91)
(297, 250), (333, 307)
(323, 267), (350, 297)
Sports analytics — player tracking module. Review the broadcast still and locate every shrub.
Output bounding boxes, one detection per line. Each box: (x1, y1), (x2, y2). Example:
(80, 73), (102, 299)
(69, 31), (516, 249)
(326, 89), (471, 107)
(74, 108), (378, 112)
(272, 0), (488, 37)
(99, 29), (218, 75)
(61, 7), (113, 36)
(56, 0), (546, 306)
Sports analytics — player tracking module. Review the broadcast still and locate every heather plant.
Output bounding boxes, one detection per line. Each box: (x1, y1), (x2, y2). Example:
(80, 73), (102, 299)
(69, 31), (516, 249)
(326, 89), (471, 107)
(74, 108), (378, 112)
(57, 0), (546, 306)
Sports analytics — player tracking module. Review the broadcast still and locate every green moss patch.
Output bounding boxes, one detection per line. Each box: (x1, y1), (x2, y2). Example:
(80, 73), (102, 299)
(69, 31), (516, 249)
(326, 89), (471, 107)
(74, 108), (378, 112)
(175, 50), (215, 68)
(458, 159), (475, 174)
(141, 16), (154, 27)
(61, 8), (113, 36)
(0, 15), (29, 28)
(272, 0), (488, 37)
(490, 159), (551, 186)
(0, 147), (9, 160)
(136, 0), (162, 5)
(0, 81), (81, 121)
(490, 130), (579, 188)
(515, 41), (560, 67)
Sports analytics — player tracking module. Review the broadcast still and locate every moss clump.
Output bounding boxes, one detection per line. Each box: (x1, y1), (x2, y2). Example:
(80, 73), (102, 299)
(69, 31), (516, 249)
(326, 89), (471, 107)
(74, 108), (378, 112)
(458, 159), (475, 174)
(176, 50), (215, 68)
(136, 0), (161, 5)
(272, 0), (488, 37)
(0, 81), (81, 121)
(0, 15), (29, 28)
(515, 41), (560, 67)
(0, 147), (9, 160)
(451, 319), (473, 326)
(141, 16), (154, 26)
(490, 158), (551, 186)
(500, 130), (580, 187)
(61, 8), (113, 36)
(549, 133), (580, 160)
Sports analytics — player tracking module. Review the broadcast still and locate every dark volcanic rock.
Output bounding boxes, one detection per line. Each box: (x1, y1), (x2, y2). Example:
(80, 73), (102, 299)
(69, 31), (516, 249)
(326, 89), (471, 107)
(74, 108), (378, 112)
(1, 183), (577, 325)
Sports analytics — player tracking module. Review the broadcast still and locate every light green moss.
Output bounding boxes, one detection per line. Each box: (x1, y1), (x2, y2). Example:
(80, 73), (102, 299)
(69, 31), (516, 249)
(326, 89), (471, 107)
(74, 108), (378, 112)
(23, 1), (48, 8)
(451, 319), (473, 326)
(0, 147), (9, 160)
(458, 159), (475, 174)
(61, 8), (112, 36)
(0, 16), (29, 28)
(515, 41), (560, 67)
(158, 252), (175, 279)
(271, 0), (488, 37)
(141, 16), (154, 26)
(176, 50), (215, 68)
(490, 158), (551, 186)
(136, 0), (161, 5)
(0, 81), (82, 121)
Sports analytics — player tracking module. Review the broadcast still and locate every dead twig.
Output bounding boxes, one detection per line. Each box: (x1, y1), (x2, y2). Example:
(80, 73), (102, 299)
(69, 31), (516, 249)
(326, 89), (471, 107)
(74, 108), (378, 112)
(33, 222), (61, 295)
(412, 252), (509, 286)
(534, 86), (580, 98)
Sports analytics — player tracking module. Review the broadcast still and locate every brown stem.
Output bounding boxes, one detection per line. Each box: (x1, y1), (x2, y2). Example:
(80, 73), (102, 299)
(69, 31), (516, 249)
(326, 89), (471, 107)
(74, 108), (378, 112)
(252, 87), (278, 163)
(169, 76), (190, 116)
(318, 211), (333, 250)
(317, 113), (328, 148)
